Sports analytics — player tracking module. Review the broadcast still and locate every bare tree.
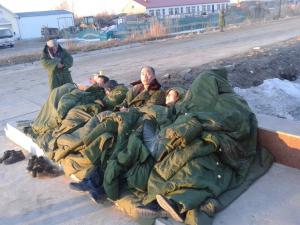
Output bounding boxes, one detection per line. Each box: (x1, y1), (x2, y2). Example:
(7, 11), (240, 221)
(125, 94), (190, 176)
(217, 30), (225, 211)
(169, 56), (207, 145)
(55, 0), (71, 10)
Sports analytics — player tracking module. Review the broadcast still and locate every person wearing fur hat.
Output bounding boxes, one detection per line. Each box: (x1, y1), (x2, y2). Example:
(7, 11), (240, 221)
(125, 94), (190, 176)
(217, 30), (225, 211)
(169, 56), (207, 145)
(41, 39), (73, 90)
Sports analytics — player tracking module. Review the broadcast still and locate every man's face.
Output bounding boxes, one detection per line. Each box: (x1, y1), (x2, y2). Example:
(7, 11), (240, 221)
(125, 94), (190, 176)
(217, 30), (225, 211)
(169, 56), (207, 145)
(141, 68), (155, 86)
(166, 90), (179, 106)
(95, 77), (106, 87)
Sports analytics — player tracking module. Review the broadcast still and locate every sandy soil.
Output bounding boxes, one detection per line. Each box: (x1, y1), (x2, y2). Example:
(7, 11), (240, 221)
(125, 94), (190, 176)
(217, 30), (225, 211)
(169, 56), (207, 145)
(162, 37), (300, 88)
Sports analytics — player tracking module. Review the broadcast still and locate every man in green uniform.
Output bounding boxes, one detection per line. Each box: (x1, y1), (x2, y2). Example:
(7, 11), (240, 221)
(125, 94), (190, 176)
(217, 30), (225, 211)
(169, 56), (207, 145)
(41, 39), (73, 91)
(219, 9), (225, 32)
(118, 66), (165, 112)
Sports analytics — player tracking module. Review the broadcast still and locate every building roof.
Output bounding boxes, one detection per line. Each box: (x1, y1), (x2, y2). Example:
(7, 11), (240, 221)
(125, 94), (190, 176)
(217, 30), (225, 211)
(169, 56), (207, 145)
(16, 10), (73, 18)
(0, 4), (16, 16)
(134, 0), (230, 8)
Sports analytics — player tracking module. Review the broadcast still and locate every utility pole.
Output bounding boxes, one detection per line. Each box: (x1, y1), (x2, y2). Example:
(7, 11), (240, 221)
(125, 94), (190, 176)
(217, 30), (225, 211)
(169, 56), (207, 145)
(278, 0), (282, 18)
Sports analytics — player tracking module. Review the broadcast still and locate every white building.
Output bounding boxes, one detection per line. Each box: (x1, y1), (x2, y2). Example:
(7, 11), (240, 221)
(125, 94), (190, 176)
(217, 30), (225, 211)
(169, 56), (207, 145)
(16, 10), (74, 39)
(0, 4), (20, 39)
(123, 0), (230, 17)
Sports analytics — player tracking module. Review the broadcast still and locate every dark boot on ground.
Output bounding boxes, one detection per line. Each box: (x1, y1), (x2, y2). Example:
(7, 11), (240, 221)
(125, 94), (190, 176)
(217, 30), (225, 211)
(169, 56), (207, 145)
(136, 201), (168, 218)
(89, 187), (105, 203)
(69, 179), (94, 192)
(3, 150), (25, 165)
(69, 166), (103, 192)
(30, 156), (61, 178)
(0, 150), (13, 163)
(27, 155), (38, 172)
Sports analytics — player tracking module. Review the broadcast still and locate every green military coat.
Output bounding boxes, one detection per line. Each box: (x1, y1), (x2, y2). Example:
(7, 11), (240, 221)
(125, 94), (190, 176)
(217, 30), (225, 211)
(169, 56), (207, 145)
(103, 85), (128, 110)
(41, 45), (73, 90)
(119, 79), (165, 108)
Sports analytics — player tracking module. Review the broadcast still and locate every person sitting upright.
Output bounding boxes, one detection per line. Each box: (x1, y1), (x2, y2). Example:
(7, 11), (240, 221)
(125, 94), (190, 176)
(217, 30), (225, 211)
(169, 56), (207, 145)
(117, 66), (165, 112)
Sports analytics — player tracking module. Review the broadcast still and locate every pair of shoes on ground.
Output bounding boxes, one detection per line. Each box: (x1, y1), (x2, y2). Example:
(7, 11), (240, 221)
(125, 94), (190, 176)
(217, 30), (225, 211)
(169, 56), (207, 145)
(69, 179), (105, 203)
(27, 155), (61, 178)
(0, 150), (25, 165)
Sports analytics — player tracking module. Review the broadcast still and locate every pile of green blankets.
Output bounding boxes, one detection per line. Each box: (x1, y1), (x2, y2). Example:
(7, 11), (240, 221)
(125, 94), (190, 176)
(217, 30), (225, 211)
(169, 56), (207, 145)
(29, 69), (273, 225)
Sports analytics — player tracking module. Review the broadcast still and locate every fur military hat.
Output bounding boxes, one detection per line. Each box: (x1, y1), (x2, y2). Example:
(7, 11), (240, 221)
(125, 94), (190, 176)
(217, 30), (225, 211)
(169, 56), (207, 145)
(46, 39), (58, 48)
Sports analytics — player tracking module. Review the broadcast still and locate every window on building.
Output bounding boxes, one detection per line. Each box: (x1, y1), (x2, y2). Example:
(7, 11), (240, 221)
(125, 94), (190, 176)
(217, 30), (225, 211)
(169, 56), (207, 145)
(175, 8), (179, 15)
(222, 4), (225, 10)
(149, 10), (154, 16)
(181, 7), (184, 14)
(131, 5), (135, 9)
(202, 5), (206, 12)
(197, 6), (200, 13)
(156, 9), (161, 17)
(169, 8), (174, 15)
(207, 5), (211, 11)
(162, 9), (165, 16)
(217, 4), (220, 10)
(192, 6), (196, 14)
(186, 6), (191, 14)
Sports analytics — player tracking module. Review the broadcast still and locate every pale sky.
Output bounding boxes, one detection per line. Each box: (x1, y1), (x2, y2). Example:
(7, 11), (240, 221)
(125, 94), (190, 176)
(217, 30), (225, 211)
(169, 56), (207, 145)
(0, 0), (128, 16)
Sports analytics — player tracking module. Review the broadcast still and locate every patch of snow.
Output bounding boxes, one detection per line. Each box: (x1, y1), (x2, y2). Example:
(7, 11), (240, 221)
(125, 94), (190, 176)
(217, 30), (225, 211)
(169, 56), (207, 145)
(235, 78), (300, 121)
(58, 38), (101, 43)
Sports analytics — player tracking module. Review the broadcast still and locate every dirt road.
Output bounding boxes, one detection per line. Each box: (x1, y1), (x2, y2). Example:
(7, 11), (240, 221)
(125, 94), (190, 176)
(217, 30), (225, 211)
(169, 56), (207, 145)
(0, 38), (44, 60)
(0, 17), (300, 124)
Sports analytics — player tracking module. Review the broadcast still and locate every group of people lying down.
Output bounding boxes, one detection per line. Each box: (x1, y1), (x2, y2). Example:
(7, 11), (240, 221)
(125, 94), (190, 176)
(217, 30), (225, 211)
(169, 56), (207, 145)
(28, 66), (274, 225)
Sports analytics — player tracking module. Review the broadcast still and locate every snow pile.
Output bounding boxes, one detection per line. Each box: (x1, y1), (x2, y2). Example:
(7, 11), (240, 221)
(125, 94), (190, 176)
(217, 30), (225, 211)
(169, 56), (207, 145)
(58, 38), (101, 44)
(235, 78), (300, 121)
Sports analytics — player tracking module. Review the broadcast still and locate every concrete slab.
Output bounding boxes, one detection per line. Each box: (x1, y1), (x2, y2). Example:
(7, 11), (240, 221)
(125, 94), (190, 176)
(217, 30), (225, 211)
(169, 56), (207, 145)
(0, 136), (139, 225)
(257, 114), (300, 136)
(214, 164), (300, 225)
(257, 114), (300, 169)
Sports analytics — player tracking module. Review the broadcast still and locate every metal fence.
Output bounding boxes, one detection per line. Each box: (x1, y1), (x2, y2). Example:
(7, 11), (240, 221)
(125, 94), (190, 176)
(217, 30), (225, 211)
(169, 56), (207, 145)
(59, 1), (300, 41)
(115, 2), (300, 40)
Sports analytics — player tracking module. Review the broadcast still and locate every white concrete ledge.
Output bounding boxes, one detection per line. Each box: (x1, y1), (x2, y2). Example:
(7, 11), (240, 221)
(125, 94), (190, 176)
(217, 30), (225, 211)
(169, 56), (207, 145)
(4, 122), (44, 156)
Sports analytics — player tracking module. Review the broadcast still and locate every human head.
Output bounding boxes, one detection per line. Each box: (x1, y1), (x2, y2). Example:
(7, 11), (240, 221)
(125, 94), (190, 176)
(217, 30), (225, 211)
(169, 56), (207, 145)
(47, 39), (58, 53)
(140, 66), (156, 87)
(166, 89), (180, 106)
(94, 74), (109, 87)
(103, 80), (118, 95)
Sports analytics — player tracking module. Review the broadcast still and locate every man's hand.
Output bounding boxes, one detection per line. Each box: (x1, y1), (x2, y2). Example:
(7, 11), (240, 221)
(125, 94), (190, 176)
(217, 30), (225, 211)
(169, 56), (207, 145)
(57, 63), (64, 69)
(77, 84), (88, 91)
